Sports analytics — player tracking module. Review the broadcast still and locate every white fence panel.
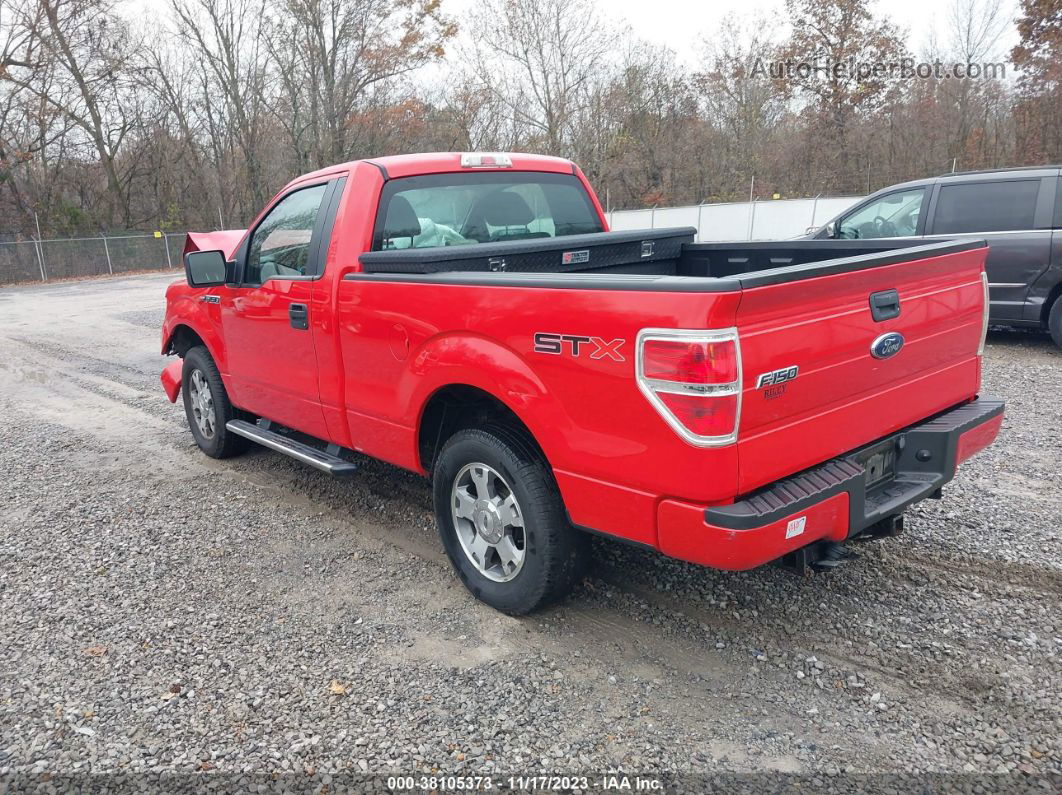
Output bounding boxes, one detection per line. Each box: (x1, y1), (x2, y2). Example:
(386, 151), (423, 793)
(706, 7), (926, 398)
(650, 206), (701, 230)
(606, 208), (654, 231)
(608, 196), (865, 241)
(699, 203), (757, 241)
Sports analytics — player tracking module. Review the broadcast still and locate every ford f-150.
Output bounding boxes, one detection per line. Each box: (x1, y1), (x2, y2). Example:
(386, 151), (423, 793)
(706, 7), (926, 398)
(161, 152), (1004, 614)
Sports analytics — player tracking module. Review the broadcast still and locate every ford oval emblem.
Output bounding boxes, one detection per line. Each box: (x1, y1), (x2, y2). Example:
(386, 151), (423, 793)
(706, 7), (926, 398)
(871, 332), (905, 359)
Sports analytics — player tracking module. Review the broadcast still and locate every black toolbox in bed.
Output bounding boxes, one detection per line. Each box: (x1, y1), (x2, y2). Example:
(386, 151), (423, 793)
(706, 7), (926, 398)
(357, 228), (696, 275)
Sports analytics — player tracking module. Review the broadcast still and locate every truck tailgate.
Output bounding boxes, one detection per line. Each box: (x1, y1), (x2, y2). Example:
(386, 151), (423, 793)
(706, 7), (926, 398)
(734, 243), (988, 494)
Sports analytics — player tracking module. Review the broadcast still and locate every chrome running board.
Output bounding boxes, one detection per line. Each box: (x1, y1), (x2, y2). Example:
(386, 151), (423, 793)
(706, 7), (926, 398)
(226, 420), (358, 476)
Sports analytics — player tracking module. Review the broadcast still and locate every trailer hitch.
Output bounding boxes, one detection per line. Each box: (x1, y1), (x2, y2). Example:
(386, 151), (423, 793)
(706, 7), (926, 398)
(779, 514), (904, 576)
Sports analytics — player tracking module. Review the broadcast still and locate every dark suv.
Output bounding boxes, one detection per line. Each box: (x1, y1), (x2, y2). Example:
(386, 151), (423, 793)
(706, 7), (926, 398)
(812, 166), (1062, 348)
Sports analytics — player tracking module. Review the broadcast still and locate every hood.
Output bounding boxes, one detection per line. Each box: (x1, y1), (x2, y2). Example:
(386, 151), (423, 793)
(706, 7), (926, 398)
(183, 230), (246, 261)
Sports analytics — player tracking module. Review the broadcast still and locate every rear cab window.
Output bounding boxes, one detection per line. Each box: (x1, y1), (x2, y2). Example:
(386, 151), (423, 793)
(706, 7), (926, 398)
(932, 179), (1040, 234)
(372, 172), (603, 251)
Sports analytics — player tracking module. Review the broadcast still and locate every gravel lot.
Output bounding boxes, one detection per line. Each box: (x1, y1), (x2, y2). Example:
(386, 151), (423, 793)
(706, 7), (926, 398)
(0, 272), (1060, 791)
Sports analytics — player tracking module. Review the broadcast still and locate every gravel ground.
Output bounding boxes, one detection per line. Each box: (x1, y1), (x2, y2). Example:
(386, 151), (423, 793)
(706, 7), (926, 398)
(0, 272), (1059, 792)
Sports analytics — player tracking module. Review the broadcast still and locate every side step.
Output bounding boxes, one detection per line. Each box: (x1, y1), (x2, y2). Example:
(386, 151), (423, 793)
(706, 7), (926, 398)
(226, 420), (358, 476)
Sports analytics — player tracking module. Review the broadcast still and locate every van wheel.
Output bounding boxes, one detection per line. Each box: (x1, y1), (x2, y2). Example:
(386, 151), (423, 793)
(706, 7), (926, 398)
(181, 346), (248, 459)
(432, 427), (589, 615)
(1049, 298), (1062, 349)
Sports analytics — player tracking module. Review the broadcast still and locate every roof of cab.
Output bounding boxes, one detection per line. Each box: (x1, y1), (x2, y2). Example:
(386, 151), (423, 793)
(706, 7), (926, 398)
(292, 152), (577, 186)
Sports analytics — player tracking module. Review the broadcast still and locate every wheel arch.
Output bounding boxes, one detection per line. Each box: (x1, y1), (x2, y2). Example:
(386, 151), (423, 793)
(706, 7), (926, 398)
(162, 309), (227, 375)
(417, 384), (549, 473)
(165, 323), (207, 357)
(1041, 279), (1062, 328)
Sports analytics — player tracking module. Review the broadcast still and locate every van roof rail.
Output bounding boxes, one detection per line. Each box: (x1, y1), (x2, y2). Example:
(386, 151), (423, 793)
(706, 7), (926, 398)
(938, 164), (1061, 178)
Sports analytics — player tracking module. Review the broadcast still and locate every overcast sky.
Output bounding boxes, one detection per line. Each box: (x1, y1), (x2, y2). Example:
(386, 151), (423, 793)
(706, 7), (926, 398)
(128, 0), (1023, 74)
(443, 0), (1021, 66)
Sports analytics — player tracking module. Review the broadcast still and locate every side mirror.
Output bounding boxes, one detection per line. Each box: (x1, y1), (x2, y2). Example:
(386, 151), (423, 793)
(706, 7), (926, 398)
(824, 221), (838, 239)
(184, 250), (232, 287)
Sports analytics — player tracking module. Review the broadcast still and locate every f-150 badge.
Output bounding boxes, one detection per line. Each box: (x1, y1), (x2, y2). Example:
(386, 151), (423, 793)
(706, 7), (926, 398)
(755, 365), (799, 389)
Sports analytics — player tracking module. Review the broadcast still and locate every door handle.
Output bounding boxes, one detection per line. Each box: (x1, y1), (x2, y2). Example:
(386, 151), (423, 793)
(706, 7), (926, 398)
(289, 303), (309, 330)
(869, 289), (901, 322)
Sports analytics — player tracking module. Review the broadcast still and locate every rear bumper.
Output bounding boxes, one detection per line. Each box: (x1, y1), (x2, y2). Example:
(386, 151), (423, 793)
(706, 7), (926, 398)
(657, 397), (1004, 570)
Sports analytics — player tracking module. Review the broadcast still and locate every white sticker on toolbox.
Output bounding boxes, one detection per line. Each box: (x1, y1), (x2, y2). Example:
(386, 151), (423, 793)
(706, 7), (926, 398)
(785, 516), (807, 539)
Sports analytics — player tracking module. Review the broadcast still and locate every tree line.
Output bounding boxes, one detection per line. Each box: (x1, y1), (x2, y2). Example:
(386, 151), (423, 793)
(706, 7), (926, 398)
(0, 0), (1058, 237)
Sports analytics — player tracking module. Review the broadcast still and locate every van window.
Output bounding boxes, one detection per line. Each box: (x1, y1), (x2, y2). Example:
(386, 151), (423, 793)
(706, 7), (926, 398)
(837, 188), (925, 239)
(933, 180), (1039, 234)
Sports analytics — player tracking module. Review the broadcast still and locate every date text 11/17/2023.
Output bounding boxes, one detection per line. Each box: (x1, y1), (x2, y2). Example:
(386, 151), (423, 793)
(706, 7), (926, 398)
(386, 774), (664, 791)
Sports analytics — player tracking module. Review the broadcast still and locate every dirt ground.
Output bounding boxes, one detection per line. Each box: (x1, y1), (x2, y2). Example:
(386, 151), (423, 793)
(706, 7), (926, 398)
(0, 272), (1059, 792)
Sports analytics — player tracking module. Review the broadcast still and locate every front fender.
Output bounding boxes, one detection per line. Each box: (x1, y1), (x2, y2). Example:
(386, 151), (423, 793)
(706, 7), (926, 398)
(161, 290), (227, 374)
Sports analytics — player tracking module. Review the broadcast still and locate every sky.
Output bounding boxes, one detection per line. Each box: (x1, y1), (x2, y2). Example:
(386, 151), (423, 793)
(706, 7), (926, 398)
(127, 0), (1024, 76)
(441, 0), (1022, 67)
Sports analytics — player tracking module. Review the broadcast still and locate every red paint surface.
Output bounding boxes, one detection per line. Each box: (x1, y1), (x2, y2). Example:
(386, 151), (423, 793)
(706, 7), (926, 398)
(658, 492), (850, 570)
(955, 413), (1004, 470)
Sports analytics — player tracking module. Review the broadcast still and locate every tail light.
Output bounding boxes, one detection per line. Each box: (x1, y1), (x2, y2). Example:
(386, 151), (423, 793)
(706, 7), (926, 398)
(636, 328), (742, 446)
(977, 271), (989, 356)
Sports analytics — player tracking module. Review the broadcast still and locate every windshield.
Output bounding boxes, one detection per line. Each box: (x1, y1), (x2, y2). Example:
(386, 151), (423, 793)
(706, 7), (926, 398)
(372, 171), (603, 251)
(837, 188), (925, 239)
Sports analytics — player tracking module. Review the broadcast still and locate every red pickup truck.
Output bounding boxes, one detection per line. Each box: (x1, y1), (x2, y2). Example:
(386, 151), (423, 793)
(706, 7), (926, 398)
(161, 152), (1004, 614)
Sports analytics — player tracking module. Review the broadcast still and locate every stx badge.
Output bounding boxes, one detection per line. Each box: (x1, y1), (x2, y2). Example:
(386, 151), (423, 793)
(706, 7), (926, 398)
(534, 332), (626, 362)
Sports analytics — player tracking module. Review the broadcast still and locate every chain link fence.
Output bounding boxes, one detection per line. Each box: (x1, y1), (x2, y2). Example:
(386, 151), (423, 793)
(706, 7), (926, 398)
(0, 232), (188, 286)
(1, 194), (868, 285)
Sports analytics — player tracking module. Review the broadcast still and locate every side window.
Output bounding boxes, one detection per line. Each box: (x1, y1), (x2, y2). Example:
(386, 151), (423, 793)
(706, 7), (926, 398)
(245, 184), (328, 284)
(933, 180), (1039, 234)
(837, 188), (925, 239)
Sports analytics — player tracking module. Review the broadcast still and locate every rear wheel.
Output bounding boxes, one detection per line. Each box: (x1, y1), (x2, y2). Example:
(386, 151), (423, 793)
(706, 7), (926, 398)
(181, 346), (248, 459)
(432, 427), (588, 614)
(1048, 297), (1062, 349)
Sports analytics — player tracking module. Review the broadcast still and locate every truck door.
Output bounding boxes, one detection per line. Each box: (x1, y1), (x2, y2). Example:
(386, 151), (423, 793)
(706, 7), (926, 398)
(220, 179), (341, 438)
(926, 176), (1054, 322)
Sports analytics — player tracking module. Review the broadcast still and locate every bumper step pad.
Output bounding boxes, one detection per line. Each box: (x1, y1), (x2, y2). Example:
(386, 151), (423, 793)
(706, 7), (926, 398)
(705, 397), (1004, 536)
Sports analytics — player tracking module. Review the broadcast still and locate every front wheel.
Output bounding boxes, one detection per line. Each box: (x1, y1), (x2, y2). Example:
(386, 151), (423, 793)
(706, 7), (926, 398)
(181, 346), (248, 459)
(432, 427), (589, 614)
(1049, 297), (1062, 350)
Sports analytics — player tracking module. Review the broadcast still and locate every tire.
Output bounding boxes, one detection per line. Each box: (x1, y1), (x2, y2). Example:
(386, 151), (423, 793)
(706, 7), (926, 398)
(1049, 297), (1062, 350)
(432, 426), (589, 615)
(181, 345), (248, 459)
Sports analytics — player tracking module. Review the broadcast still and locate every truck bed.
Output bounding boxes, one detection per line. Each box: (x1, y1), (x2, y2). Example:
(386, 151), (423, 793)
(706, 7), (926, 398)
(356, 228), (983, 289)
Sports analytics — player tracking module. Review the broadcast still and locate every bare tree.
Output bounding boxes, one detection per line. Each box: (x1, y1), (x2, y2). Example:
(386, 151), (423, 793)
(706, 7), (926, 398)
(778, 0), (910, 192)
(937, 0), (1010, 167)
(697, 15), (786, 197)
(1012, 0), (1062, 161)
(1, 0), (143, 226)
(171, 0), (272, 214)
(266, 0), (454, 168)
(466, 0), (623, 156)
